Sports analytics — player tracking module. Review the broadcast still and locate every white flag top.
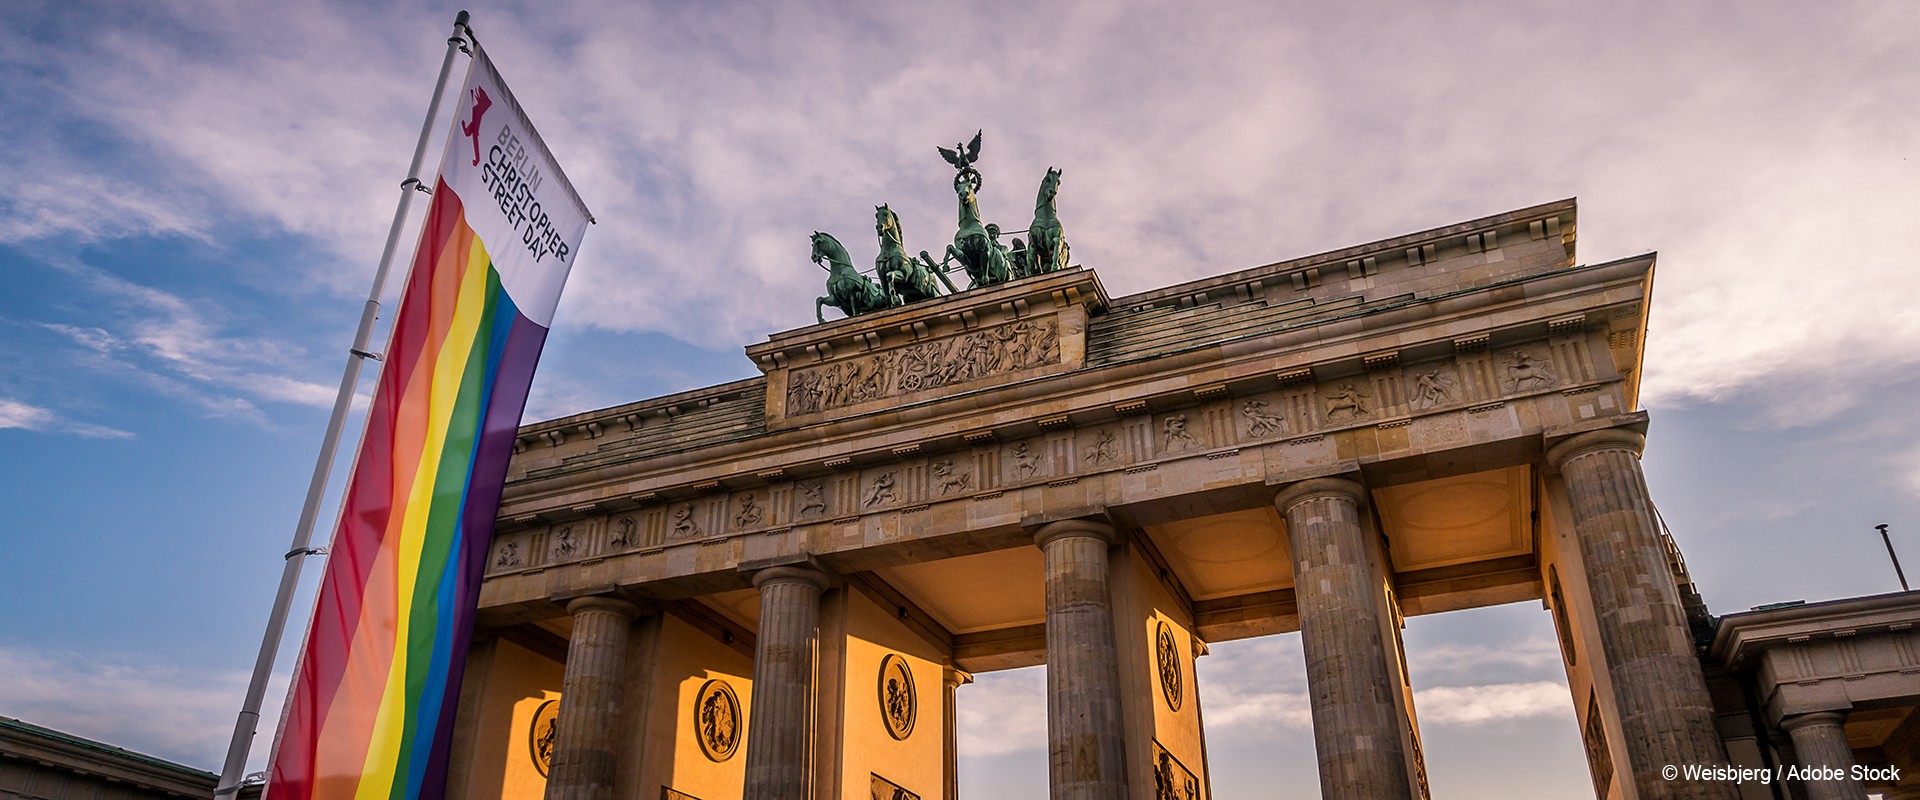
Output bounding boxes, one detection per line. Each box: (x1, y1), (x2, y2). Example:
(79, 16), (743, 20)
(441, 41), (593, 326)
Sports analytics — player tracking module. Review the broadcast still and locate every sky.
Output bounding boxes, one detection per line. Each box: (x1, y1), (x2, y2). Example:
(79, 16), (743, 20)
(1, 1), (1917, 797)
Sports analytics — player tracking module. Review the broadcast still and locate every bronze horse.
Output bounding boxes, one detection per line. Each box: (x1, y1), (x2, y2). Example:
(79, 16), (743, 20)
(874, 204), (955, 304)
(812, 232), (890, 323)
(1025, 167), (1069, 276)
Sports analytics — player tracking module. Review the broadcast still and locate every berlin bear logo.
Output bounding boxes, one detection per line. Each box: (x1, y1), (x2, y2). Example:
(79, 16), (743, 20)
(461, 85), (492, 167)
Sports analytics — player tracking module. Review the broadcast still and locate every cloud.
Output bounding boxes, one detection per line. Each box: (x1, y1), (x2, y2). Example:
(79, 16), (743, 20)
(1413, 681), (1572, 726)
(29, 258), (338, 423)
(0, 645), (285, 772)
(8, 1), (1920, 424)
(955, 666), (1047, 757)
(0, 397), (134, 439)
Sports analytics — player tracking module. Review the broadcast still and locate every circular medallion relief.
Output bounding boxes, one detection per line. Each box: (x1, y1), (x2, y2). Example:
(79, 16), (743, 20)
(528, 698), (559, 777)
(878, 653), (917, 740)
(1156, 621), (1183, 711)
(693, 679), (742, 761)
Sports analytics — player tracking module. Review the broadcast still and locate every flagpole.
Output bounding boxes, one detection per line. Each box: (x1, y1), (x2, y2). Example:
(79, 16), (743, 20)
(213, 11), (473, 798)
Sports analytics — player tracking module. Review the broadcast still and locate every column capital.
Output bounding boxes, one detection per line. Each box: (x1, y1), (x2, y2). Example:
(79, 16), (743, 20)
(564, 595), (643, 618)
(1031, 517), (1119, 549)
(1545, 427), (1646, 470)
(751, 563), (831, 592)
(944, 666), (975, 688)
(1272, 476), (1367, 515)
(1780, 710), (1849, 732)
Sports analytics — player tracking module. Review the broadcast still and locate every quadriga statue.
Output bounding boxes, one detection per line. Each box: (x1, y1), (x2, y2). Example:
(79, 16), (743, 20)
(812, 231), (890, 323)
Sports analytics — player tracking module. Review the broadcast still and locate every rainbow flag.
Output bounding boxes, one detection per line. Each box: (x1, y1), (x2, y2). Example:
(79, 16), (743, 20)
(268, 43), (591, 800)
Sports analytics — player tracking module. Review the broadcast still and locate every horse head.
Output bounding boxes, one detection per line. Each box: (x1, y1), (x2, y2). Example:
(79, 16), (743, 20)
(1037, 167), (1062, 210)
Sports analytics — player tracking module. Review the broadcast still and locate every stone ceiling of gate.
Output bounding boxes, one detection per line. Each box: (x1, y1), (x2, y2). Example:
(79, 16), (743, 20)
(475, 198), (1653, 632)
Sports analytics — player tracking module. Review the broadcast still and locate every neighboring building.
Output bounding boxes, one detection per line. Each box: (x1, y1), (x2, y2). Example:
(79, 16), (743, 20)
(0, 716), (262, 800)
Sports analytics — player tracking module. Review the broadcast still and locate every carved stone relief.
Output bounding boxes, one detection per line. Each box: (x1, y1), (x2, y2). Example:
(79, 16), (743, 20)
(670, 505), (702, 540)
(1156, 621), (1183, 711)
(1582, 689), (1613, 795)
(733, 494), (763, 528)
(931, 459), (972, 495)
(527, 698), (558, 778)
(694, 679), (741, 762)
(1502, 349), (1558, 393)
(864, 472), (898, 508)
(494, 540), (520, 568)
(1408, 367), (1456, 410)
(1161, 415), (1201, 452)
(878, 653), (916, 740)
(784, 317), (1061, 415)
(1083, 429), (1119, 465)
(797, 480), (828, 517)
(550, 526), (577, 560)
(1324, 383), (1370, 421)
(1241, 400), (1284, 437)
(1152, 741), (1199, 800)
(609, 517), (636, 548)
(1011, 441), (1043, 480)
(870, 774), (920, 800)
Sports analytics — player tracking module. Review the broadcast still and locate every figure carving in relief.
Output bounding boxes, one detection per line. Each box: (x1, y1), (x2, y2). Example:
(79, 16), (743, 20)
(551, 526), (577, 559)
(1162, 415), (1200, 451)
(1084, 429), (1118, 465)
(797, 481), (827, 516)
(932, 460), (972, 495)
(1012, 441), (1042, 478)
(734, 494), (763, 528)
(671, 505), (701, 540)
(1411, 369), (1455, 409)
(1503, 350), (1557, 392)
(1324, 384), (1370, 420)
(785, 319), (1060, 415)
(865, 472), (898, 507)
(609, 517), (636, 548)
(1241, 400), (1284, 437)
(495, 541), (520, 568)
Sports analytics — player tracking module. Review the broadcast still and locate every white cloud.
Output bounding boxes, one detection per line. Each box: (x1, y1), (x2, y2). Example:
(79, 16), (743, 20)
(0, 646), (285, 772)
(0, 399), (56, 430)
(955, 666), (1048, 757)
(0, 397), (134, 439)
(1413, 681), (1572, 726)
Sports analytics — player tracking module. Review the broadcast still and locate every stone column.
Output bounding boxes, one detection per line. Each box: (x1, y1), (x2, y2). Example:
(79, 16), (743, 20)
(546, 596), (642, 800)
(944, 667), (973, 800)
(1275, 477), (1416, 800)
(744, 564), (830, 800)
(1547, 428), (1736, 799)
(1034, 518), (1129, 800)
(1783, 712), (1867, 800)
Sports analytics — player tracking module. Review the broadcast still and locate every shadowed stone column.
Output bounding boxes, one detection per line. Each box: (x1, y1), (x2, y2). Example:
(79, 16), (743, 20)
(1547, 428), (1736, 799)
(744, 564), (830, 800)
(1034, 518), (1128, 800)
(1783, 712), (1867, 800)
(547, 596), (642, 800)
(1275, 477), (1416, 800)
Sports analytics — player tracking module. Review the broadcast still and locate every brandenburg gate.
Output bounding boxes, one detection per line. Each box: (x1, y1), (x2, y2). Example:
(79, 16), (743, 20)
(444, 197), (1745, 799)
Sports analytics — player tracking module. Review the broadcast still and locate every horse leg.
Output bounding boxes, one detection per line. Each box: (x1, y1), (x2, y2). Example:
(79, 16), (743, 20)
(817, 296), (830, 324)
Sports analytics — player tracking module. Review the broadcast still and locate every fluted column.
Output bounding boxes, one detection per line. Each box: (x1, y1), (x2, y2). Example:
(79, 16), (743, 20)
(1034, 518), (1129, 800)
(1547, 428), (1735, 799)
(744, 564), (830, 800)
(944, 667), (973, 800)
(1275, 477), (1416, 800)
(546, 596), (642, 800)
(1783, 712), (1867, 800)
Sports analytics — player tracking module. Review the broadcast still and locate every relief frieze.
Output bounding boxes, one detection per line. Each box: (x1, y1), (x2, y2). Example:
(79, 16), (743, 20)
(785, 317), (1061, 415)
